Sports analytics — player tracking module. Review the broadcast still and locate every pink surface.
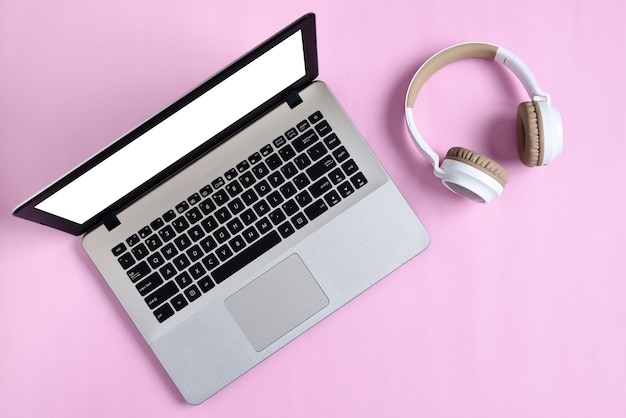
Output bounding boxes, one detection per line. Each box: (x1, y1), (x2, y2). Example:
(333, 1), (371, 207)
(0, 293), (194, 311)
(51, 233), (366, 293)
(2, 0), (625, 417)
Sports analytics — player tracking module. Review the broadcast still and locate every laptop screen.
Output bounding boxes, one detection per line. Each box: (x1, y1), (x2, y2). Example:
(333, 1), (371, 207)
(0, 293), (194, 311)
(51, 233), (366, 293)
(13, 13), (318, 235)
(35, 31), (306, 225)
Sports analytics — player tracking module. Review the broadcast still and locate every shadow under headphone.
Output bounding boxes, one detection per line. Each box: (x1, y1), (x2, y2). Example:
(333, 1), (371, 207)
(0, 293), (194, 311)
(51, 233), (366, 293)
(405, 43), (563, 203)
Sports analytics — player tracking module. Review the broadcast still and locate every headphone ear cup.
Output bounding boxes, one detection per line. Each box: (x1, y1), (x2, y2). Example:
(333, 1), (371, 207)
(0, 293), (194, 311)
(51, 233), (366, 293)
(445, 146), (508, 187)
(516, 101), (545, 167)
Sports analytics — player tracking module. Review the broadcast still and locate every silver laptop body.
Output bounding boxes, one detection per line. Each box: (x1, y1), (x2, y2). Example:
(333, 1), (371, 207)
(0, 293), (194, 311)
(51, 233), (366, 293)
(13, 14), (430, 404)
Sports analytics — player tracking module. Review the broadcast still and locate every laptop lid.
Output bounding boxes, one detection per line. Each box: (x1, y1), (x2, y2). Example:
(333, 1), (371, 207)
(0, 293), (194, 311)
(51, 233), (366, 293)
(13, 13), (318, 236)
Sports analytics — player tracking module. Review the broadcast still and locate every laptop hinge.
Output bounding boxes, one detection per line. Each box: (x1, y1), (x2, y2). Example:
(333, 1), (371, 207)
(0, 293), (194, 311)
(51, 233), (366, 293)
(103, 212), (121, 231)
(284, 90), (303, 109)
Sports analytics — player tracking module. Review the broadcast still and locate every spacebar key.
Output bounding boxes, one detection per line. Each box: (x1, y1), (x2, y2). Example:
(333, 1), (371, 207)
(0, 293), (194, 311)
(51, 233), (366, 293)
(212, 231), (281, 284)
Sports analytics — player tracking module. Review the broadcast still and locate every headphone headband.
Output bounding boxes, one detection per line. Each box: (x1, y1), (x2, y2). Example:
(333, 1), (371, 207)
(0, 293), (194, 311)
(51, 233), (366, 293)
(404, 42), (562, 202)
(406, 43), (550, 110)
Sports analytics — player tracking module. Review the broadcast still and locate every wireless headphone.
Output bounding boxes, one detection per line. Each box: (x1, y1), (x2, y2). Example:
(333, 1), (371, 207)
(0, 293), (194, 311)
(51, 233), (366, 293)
(405, 42), (563, 203)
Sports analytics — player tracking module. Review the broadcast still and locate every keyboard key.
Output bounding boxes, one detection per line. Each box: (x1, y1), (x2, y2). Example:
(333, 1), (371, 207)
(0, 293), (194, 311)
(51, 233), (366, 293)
(273, 136), (287, 148)
(333, 146), (349, 163)
(145, 281), (178, 309)
(175, 272), (193, 289)
(216, 244), (234, 262)
(342, 159), (359, 176)
(282, 199), (299, 216)
(201, 215), (219, 233)
(248, 152), (262, 164)
(189, 262), (206, 280)
(309, 177), (333, 198)
(278, 221), (295, 238)
(200, 236), (217, 253)
(280, 162), (298, 179)
(161, 243), (178, 260)
(215, 227), (231, 244)
(266, 153), (282, 170)
(224, 168), (237, 181)
(171, 294), (189, 311)
(174, 234), (192, 251)
(285, 127), (298, 139)
(172, 217), (189, 233)
(159, 225), (176, 242)
(212, 231), (281, 284)
(260, 144), (273, 156)
(147, 253), (165, 269)
(136, 272), (163, 296)
(242, 226), (260, 243)
(239, 172), (256, 188)
(198, 277), (215, 293)
(150, 217), (165, 231)
(295, 190), (313, 207)
(291, 213), (308, 230)
(324, 190), (342, 207)
(278, 144), (296, 161)
(293, 173), (310, 190)
(187, 193), (201, 206)
(267, 191), (284, 208)
(329, 168), (346, 185)
(294, 154), (311, 170)
(186, 245), (203, 262)
(229, 236), (246, 253)
(138, 226), (152, 239)
(159, 263), (177, 280)
(269, 208), (286, 225)
(185, 207), (203, 224)
(199, 184), (213, 197)
(296, 120), (310, 132)
(175, 201), (189, 214)
(173, 253), (191, 271)
(163, 210), (176, 222)
(308, 111), (323, 124)
(254, 180), (271, 196)
(188, 225), (205, 242)
(212, 189), (229, 206)
(154, 303), (175, 322)
(131, 243), (149, 260)
(324, 133), (341, 150)
(338, 181), (355, 198)
(307, 142), (328, 161)
(351, 172), (368, 189)
(202, 254), (219, 271)
(117, 253), (135, 270)
(211, 177), (225, 189)
(306, 155), (336, 181)
(253, 200), (271, 216)
(184, 285), (202, 302)
(225, 180), (243, 197)
(255, 217), (272, 235)
(252, 162), (270, 179)
(215, 207), (232, 223)
(236, 160), (250, 172)
(112, 243), (126, 257)
(304, 199), (329, 221)
(314, 120), (332, 137)
(126, 234), (140, 247)
(127, 260), (150, 283)
(293, 129), (319, 152)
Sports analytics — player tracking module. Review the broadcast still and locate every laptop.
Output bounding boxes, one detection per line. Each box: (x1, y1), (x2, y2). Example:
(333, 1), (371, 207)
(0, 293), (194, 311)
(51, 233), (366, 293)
(13, 13), (430, 404)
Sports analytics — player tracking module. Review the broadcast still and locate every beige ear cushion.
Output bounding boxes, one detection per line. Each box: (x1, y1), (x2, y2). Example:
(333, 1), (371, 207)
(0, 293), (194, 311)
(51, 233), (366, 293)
(516, 101), (545, 167)
(445, 146), (508, 187)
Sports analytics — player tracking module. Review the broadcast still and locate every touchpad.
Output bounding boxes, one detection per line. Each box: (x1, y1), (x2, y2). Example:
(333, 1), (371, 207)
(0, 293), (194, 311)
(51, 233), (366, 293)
(225, 254), (329, 352)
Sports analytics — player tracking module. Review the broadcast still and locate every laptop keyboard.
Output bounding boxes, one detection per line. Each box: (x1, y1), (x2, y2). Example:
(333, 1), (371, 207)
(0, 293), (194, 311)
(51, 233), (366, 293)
(111, 111), (368, 323)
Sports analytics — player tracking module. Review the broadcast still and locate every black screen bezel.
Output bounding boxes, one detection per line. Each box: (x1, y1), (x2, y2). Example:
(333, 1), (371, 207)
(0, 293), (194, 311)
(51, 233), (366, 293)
(13, 13), (318, 236)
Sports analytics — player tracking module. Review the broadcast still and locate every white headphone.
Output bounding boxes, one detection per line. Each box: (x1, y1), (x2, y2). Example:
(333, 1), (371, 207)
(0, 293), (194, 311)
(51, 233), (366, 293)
(405, 42), (563, 203)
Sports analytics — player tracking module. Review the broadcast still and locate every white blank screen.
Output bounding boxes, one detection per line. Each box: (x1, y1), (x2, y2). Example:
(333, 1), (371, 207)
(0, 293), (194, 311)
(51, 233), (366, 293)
(36, 31), (306, 224)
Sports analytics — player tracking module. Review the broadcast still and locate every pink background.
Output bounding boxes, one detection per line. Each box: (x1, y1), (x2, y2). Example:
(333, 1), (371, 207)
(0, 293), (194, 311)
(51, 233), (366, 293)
(2, 0), (625, 417)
